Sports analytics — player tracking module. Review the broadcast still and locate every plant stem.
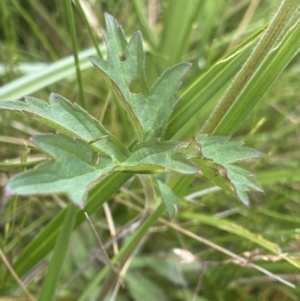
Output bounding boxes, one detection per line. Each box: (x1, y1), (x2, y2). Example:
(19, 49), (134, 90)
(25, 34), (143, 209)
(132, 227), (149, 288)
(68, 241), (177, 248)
(65, 0), (87, 110)
(200, 0), (299, 135)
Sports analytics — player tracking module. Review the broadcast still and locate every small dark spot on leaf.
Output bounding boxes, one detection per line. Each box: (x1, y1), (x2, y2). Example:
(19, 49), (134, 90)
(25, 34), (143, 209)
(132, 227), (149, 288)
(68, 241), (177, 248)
(119, 53), (126, 62)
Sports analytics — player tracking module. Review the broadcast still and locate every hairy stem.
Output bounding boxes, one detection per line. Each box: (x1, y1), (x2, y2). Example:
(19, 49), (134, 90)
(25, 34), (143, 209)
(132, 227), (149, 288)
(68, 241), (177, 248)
(200, 0), (299, 135)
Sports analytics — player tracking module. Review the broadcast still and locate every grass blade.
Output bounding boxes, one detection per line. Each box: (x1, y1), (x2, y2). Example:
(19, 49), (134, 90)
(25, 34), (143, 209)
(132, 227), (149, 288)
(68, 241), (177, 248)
(73, 0), (102, 58)
(165, 31), (261, 139)
(0, 46), (104, 101)
(65, 0), (86, 109)
(158, 0), (203, 70)
(213, 17), (300, 135)
(132, 0), (158, 49)
(38, 204), (77, 301)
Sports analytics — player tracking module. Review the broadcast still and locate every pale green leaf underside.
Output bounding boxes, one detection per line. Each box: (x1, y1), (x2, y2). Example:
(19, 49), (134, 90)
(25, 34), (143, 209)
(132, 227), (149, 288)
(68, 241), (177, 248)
(0, 94), (129, 162)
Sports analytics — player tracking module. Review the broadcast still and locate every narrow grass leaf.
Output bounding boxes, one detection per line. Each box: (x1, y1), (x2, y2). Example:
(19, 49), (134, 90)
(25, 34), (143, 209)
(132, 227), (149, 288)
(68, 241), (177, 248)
(0, 46), (103, 101)
(165, 31), (260, 139)
(213, 18), (300, 135)
(159, 0), (203, 70)
(181, 212), (300, 268)
(38, 204), (77, 301)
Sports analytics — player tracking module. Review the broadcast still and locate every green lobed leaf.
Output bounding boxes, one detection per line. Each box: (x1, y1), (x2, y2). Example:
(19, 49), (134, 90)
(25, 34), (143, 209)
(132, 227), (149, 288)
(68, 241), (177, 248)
(0, 93), (129, 162)
(89, 13), (147, 142)
(195, 135), (263, 164)
(5, 134), (116, 207)
(130, 63), (191, 141)
(0, 8), (263, 209)
(2, 12), (266, 285)
(179, 135), (263, 206)
(1, 118), (262, 208)
(89, 14), (190, 141)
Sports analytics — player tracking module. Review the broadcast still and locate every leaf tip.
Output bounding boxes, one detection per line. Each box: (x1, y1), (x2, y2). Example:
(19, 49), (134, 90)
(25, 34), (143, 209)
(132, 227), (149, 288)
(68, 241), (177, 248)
(104, 12), (113, 20)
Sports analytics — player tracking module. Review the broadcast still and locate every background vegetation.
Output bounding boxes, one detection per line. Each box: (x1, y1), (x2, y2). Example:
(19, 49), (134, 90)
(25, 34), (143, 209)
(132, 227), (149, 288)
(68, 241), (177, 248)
(0, 0), (300, 300)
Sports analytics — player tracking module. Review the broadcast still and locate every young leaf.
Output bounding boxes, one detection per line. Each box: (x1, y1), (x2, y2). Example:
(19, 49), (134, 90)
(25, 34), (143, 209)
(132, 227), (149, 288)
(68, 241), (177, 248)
(0, 93), (129, 162)
(89, 14), (190, 141)
(180, 135), (263, 206)
(157, 180), (179, 218)
(4, 134), (116, 207)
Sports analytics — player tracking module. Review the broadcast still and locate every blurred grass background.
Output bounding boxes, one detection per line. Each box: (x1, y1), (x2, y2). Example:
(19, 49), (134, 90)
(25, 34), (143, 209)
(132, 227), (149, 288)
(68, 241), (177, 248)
(1, 0), (300, 300)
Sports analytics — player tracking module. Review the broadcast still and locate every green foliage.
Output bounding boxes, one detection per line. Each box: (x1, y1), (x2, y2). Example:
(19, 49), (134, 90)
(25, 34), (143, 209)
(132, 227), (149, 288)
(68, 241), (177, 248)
(181, 135), (264, 206)
(0, 94), (128, 161)
(1, 1), (300, 300)
(5, 134), (116, 207)
(89, 14), (191, 141)
(0, 14), (262, 210)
